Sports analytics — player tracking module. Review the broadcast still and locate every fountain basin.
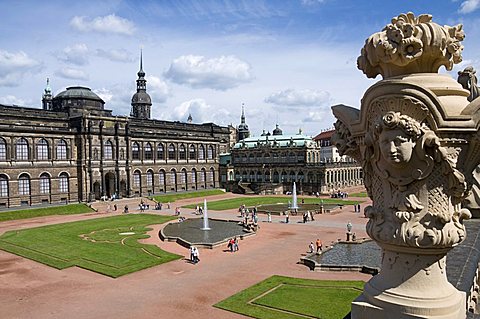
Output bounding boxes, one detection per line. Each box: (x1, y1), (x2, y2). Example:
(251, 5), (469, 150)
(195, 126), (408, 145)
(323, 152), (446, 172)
(160, 218), (255, 249)
(255, 203), (340, 215)
(300, 239), (381, 275)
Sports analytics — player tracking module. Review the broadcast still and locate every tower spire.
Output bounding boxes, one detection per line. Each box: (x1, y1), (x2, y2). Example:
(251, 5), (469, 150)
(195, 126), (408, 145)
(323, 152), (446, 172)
(131, 50), (152, 119)
(42, 77), (53, 110)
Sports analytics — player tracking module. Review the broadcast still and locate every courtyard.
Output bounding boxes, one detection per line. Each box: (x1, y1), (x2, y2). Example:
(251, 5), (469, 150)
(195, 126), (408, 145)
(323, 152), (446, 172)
(0, 190), (371, 319)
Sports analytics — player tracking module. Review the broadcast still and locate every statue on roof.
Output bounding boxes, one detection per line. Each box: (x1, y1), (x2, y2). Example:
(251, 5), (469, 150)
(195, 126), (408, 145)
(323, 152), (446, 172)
(458, 66), (480, 102)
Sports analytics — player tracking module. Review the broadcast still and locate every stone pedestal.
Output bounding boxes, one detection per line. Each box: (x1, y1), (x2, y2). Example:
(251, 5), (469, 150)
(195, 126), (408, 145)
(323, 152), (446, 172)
(352, 249), (465, 319)
(331, 12), (478, 319)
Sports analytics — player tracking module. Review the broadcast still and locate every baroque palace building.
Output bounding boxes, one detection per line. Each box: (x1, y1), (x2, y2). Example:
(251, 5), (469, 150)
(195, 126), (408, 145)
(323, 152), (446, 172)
(222, 111), (363, 195)
(0, 55), (230, 208)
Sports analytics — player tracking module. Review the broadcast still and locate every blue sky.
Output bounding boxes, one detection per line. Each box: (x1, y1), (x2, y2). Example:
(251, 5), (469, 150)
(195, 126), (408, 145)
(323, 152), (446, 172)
(0, 0), (479, 136)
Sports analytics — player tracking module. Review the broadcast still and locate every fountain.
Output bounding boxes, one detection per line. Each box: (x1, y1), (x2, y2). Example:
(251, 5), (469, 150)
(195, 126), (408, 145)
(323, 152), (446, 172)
(201, 198), (211, 230)
(289, 182), (299, 210)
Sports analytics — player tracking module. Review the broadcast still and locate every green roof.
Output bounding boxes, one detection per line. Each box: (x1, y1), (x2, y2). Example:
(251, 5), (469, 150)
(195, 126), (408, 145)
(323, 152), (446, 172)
(233, 134), (316, 149)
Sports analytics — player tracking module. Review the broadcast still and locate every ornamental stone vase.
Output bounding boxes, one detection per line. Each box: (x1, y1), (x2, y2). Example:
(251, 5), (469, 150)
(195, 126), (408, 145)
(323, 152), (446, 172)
(332, 12), (480, 319)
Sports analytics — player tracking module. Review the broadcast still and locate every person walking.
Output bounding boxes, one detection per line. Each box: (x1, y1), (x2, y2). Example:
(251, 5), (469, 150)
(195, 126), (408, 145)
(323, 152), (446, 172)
(285, 211), (290, 224)
(193, 247), (200, 264)
(190, 246), (195, 263)
(267, 212), (272, 223)
(315, 238), (323, 253)
(233, 237), (239, 252)
(309, 241), (315, 253)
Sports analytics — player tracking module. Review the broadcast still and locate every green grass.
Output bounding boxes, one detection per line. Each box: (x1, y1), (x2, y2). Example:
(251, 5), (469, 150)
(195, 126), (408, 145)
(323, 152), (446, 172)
(215, 275), (364, 319)
(0, 203), (94, 222)
(0, 214), (181, 277)
(183, 196), (361, 211)
(150, 189), (225, 203)
(349, 192), (368, 198)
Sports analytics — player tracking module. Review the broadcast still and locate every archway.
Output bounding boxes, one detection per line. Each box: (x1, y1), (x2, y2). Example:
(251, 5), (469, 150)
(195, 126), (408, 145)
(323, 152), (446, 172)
(119, 180), (127, 197)
(93, 181), (101, 200)
(104, 172), (115, 198)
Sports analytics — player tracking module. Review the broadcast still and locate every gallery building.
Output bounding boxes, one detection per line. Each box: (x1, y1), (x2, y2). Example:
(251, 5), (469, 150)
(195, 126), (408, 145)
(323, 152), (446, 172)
(0, 56), (230, 208)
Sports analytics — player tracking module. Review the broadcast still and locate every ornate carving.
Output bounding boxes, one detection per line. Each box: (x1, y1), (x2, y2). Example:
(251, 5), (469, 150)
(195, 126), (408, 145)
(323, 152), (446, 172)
(458, 66), (480, 102)
(357, 12), (465, 79)
(362, 107), (470, 248)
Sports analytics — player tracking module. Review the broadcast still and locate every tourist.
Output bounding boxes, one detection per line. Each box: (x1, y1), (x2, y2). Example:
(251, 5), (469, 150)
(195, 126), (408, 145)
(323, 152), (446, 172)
(316, 238), (323, 253)
(123, 205), (129, 214)
(139, 202), (144, 212)
(193, 247), (200, 264)
(310, 210), (315, 221)
(113, 204), (117, 211)
(267, 212), (272, 223)
(190, 246), (195, 262)
(309, 241), (315, 253)
(285, 211), (289, 224)
(167, 202), (171, 209)
(228, 238), (235, 252)
(233, 237), (239, 252)
(303, 212), (308, 223)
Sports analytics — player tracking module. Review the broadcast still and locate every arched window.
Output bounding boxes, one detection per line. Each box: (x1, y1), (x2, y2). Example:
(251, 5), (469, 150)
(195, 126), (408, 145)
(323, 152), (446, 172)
(0, 174), (8, 197)
(16, 138), (29, 160)
(159, 170), (165, 186)
(39, 173), (50, 194)
(144, 143), (153, 160)
(157, 144), (164, 160)
(198, 145), (205, 160)
(207, 145), (214, 159)
(191, 169), (197, 185)
(179, 144), (186, 160)
(146, 170), (153, 187)
(59, 172), (69, 193)
(181, 168), (187, 184)
(132, 142), (140, 160)
(133, 170), (141, 187)
(189, 145), (196, 160)
(104, 140), (113, 160)
(170, 169), (177, 187)
(168, 144), (176, 160)
(57, 139), (67, 160)
(0, 138), (6, 160)
(200, 169), (205, 182)
(36, 139), (49, 160)
(18, 173), (30, 195)
(209, 168), (214, 182)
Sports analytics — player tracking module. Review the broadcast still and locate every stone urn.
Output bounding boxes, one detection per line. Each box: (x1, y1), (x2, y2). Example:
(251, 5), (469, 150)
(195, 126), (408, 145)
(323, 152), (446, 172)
(332, 12), (480, 319)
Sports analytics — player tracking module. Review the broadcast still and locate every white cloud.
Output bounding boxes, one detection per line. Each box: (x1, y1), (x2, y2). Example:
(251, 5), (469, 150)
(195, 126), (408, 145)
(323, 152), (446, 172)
(55, 67), (89, 80)
(164, 55), (253, 90)
(70, 14), (135, 35)
(161, 98), (233, 124)
(94, 84), (133, 116)
(0, 95), (29, 106)
(58, 43), (89, 65)
(0, 50), (42, 87)
(96, 48), (134, 62)
(301, 0), (326, 6)
(459, 0), (480, 13)
(264, 88), (330, 107)
(146, 75), (170, 103)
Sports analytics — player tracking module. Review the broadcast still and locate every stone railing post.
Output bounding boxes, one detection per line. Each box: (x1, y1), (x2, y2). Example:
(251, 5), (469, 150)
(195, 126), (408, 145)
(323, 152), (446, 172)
(332, 12), (480, 319)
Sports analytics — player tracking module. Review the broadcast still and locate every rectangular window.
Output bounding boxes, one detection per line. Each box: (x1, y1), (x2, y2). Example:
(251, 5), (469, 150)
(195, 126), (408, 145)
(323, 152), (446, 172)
(40, 178), (50, 194)
(16, 144), (28, 160)
(37, 145), (48, 160)
(57, 145), (67, 160)
(133, 174), (141, 187)
(0, 143), (6, 160)
(19, 179), (30, 195)
(0, 179), (7, 197)
(147, 173), (153, 187)
(59, 176), (68, 193)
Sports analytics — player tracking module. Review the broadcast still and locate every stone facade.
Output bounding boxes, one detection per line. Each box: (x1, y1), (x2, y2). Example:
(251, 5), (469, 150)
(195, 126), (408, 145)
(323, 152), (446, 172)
(0, 61), (230, 208)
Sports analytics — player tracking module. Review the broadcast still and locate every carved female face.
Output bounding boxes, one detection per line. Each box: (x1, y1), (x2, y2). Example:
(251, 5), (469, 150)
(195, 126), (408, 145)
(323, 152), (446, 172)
(379, 128), (415, 166)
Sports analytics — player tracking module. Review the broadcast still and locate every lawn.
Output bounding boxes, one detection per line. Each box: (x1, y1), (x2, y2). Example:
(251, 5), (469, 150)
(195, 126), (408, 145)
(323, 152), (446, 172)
(150, 189), (225, 203)
(215, 275), (363, 319)
(0, 203), (94, 222)
(183, 196), (361, 211)
(0, 214), (181, 277)
(349, 192), (368, 198)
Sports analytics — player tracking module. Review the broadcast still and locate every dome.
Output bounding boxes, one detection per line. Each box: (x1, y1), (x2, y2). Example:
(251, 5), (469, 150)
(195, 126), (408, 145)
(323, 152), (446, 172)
(273, 124), (283, 136)
(238, 122), (249, 130)
(131, 91), (152, 104)
(55, 86), (104, 102)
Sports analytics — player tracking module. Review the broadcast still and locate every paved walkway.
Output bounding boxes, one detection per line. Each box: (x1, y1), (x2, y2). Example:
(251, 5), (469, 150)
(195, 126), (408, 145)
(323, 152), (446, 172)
(0, 191), (372, 319)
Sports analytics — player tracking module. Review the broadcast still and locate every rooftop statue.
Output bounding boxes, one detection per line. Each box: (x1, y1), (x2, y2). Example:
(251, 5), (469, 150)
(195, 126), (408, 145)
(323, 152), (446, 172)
(332, 12), (480, 319)
(458, 66), (480, 102)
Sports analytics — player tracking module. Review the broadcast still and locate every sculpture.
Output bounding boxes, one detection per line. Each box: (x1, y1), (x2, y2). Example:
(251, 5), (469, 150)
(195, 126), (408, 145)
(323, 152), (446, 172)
(332, 12), (480, 319)
(458, 66), (480, 102)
